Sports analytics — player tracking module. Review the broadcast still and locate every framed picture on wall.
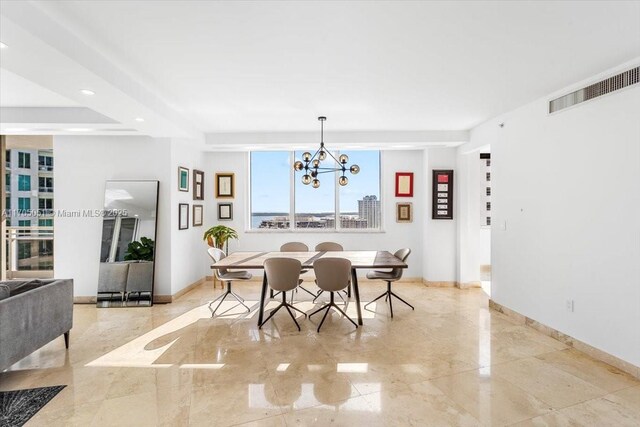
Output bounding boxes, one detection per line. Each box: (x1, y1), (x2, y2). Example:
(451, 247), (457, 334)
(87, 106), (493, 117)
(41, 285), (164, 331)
(193, 170), (204, 200)
(395, 172), (414, 197)
(178, 203), (189, 229)
(432, 170), (454, 220)
(193, 204), (203, 226)
(218, 203), (233, 221)
(178, 167), (190, 192)
(215, 173), (234, 198)
(396, 202), (413, 223)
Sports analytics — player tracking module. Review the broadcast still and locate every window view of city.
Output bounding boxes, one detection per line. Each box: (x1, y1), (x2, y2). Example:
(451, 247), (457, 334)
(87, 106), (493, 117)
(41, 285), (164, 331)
(5, 146), (54, 273)
(250, 150), (381, 230)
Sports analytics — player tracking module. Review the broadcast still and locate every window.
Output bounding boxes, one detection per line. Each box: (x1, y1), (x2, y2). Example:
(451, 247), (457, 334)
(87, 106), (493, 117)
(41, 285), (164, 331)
(38, 219), (53, 227)
(18, 220), (31, 227)
(18, 197), (31, 211)
(339, 151), (381, 229)
(5, 197), (10, 209)
(38, 155), (53, 171)
(39, 198), (53, 211)
(294, 150), (335, 229)
(39, 177), (53, 193)
(18, 175), (31, 191)
(250, 152), (291, 229)
(18, 152), (30, 169)
(250, 150), (381, 230)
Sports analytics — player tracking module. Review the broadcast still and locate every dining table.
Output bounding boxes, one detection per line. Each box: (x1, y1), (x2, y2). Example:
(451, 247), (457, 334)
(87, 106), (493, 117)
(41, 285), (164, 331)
(210, 250), (408, 326)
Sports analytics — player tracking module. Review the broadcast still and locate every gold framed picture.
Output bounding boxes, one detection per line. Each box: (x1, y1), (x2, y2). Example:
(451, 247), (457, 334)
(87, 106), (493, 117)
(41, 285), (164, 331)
(215, 173), (234, 198)
(396, 202), (413, 223)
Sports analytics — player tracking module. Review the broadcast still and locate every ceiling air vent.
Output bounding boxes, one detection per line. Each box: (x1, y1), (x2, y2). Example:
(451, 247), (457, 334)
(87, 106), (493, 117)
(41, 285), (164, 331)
(549, 66), (639, 113)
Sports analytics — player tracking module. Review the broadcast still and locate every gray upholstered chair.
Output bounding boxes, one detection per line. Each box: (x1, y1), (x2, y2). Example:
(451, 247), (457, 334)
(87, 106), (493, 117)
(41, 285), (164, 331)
(98, 262), (129, 301)
(125, 261), (154, 300)
(314, 242), (343, 251)
(309, 257), (357, 332)
(208, 247), (252, 316)
(259, 258), (307, 331)
(312, 242), (350, 302)
(277, 242), (316, 299)
(364, 248), (414, 318)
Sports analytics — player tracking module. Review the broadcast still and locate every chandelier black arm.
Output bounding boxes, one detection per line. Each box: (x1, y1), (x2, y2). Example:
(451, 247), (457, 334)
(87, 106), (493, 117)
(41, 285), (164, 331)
(314, 169), (342, 175)
(324, 149), (342, 165)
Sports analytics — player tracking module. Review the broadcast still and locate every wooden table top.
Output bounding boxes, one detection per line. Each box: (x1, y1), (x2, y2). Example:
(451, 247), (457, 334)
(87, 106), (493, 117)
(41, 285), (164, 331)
(210, 250), (407, 269)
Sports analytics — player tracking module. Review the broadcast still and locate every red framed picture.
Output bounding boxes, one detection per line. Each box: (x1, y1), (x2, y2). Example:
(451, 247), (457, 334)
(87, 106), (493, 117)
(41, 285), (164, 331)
(395, 172), (414, 197)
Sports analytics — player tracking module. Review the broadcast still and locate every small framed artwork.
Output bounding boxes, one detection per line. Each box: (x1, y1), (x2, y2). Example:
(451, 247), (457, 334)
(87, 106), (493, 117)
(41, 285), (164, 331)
(432, 170), (454, 220)
(178, 203), (189, 230)
(217, 203), (233, 221)
(193, 170), (204, 200)
(178, 167), (190, 192)
(396, 202), (413, 223)
(215, 173), (234, 198)
(395, 172), (414, 197)
(193, 204), (203, 227)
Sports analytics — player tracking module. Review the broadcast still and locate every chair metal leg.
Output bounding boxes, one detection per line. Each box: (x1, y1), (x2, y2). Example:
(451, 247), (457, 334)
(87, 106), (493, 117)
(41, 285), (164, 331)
(284, 304), (301, 331)
(331, 302), (358, 329)
(388, 289), (394, 318)
(259, 304), (283, 328)
(308, 303), (330, 318)
(228, 290), (251, 312)
(363, 291), (388, 310)
(390, 291), (415, 310)
(317, 305), (332, 332)
(312, 290), (323, 303)
(229, 291), (245, 302)
(289, 304), (308, 317)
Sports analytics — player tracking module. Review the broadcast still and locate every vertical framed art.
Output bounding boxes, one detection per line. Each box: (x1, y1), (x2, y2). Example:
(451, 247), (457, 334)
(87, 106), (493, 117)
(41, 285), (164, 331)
(396, 202), (413, 223)
(432, 170), (453, 220)
(193, 170), (204, 200)
(215, 173), (234, 198)
(193, 204), (203, 226)
(395, 172), (413, 197)
(178, 203), (189, 229)
(217, 203), (233, 221)
(178, 167), (189, 192)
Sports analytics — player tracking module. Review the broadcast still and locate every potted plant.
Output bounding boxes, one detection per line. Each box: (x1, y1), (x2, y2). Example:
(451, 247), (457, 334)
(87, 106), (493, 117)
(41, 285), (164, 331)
(203, 225), (238, 254)
(124, 237), (155, 261)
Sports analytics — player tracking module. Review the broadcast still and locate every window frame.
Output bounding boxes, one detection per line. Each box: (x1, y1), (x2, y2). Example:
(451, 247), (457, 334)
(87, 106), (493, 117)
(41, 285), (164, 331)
(247, 150), (384, 233)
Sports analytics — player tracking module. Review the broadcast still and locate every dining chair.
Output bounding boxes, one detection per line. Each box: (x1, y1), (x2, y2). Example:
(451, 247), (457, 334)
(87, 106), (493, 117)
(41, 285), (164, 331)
(207, 247), (252, 316)
(277, 242), (316, 299)
(364, 248), (414, 318)
(259, 258), (308, 331)
(312, 242), (350, 302)
(309, 257), (357, 332)
(314, 242), (343, 251)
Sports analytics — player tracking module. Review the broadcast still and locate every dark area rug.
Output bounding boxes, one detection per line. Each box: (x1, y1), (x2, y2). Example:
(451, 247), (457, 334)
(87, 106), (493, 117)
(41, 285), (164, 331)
(0, 385), (65, 427)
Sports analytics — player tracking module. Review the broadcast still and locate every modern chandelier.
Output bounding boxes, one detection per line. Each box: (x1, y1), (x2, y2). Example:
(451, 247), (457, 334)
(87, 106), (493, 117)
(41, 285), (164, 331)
(293, 116), (360, 188)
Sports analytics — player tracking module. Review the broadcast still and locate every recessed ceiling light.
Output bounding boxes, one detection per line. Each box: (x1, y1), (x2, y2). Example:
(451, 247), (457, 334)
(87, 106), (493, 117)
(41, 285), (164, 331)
(135, 117), (144, 122)
(65, 128), (93, 132)
(80, 89), (95, 96)
(0, 42), (8, 49)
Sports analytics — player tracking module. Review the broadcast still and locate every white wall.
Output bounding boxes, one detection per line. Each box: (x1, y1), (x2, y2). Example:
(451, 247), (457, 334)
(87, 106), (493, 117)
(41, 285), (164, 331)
(204, 150), (428, 279)
(169, 140), (210, 294)
(467, 62), (640, 366)
(423, 148), (458, 282)
(54, 136), (172, 297)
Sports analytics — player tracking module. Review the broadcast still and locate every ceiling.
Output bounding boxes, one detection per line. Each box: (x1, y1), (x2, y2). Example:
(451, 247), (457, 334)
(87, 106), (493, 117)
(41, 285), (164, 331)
(0, 1), (639, 144)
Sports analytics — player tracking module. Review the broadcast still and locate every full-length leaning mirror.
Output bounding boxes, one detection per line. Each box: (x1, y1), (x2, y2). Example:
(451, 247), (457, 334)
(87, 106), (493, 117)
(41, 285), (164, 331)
(97, 180), (159, 307)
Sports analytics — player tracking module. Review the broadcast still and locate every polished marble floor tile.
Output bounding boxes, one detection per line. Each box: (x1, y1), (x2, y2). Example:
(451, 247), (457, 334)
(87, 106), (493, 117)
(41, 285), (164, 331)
(1, 280), (637, 426)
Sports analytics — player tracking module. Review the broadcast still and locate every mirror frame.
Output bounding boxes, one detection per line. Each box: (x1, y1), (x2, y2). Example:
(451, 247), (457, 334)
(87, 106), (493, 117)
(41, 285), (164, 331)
(97, 180), (159, 307)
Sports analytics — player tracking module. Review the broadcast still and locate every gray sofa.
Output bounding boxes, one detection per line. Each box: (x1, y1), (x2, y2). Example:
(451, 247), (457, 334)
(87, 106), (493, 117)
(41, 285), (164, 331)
(0, 279), (73, 371)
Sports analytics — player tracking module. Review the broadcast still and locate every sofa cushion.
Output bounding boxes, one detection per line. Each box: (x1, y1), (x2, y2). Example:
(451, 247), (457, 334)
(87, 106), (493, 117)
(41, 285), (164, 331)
(7, 280), (45, 297)
(0, 284), (9, 300)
